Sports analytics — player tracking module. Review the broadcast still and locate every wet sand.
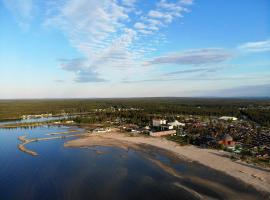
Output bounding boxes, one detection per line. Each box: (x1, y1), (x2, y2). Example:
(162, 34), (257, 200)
(64, 131), (270, 194)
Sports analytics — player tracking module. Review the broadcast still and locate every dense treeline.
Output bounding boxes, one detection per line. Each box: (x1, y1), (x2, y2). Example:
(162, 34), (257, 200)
(74, 110), (152, 126)
(0, 98), (269, 126)
(240, 109), (270, 127)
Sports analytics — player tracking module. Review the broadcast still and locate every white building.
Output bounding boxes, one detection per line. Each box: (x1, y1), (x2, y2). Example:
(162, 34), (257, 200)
(168, 120), (185, 127)
(219, 116), (238, 121)
(152, 119), (167, 127)
(150, 130), (176, 137)
(144, 126), (150, 130)
(93, 128), (111, 133)
(65, 120), (74, 124)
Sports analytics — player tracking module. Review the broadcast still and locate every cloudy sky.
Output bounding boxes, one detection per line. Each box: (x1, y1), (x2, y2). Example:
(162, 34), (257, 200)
(0, 0), (269, 98)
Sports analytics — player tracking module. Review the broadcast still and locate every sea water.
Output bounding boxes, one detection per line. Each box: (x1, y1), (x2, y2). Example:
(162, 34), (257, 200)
(0, 125), (266, 200)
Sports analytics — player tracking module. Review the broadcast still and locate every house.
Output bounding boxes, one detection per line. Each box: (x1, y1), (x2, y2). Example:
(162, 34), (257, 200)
(121, 124), (140, 132)
(219, 116), (238, 121)
(168, 125), (174, 130)
(168, 120), (185, 128)
(150, 130), (176, 137)
(218, 134), (236, 148)
(144, 126), (150, 130)
(93, 128), (111, 133)
(152, 119), (166, 127)
(65, 120), (74, 124)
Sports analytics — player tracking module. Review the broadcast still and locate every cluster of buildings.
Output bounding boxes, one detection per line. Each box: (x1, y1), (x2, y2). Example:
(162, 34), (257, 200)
(118, 117), (244, 151)
(22, 113), (53, 119)
(178, 116), (270, 160)
(85, 110), (270, 162)
(134, 115), (269, 159)
(94, 107), (142, 112)
(149, 119), (185, 136)
(121, 118), (186, 136)
(119, 118), (185, 136)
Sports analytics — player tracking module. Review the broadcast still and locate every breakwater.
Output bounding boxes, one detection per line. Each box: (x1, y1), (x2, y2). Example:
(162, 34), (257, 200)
(17, 132), (85, 156)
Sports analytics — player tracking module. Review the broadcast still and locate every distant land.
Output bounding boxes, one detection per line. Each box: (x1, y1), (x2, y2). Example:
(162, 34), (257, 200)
(198, 84), (270, 98)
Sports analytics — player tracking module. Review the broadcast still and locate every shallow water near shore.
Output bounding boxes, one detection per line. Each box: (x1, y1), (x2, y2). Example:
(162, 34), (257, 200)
(0, 125), (268, 200)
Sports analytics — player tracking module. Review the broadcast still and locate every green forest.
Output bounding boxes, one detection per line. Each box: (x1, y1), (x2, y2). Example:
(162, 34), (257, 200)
(0, 98), (269, 126)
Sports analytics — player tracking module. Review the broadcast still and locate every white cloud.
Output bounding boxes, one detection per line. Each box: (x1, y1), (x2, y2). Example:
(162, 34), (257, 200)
(238, 39), (270, 52)
(158, 0), (188, 12)
(146, 48), (233, 66)
(59, 58), (86, 72)
(2, 0), (33, 30)
(137, 0), (191, 34)
(45, 0), (129, 44)
(134, 22), (147, 29)
(148, 10), (165, 18)
(162, 68), (217, 76)
(59, 58), (106, 82)
(180, 0), (193, 5)
(45, 0), (133, 82)
(121, 0), (137, 7)
(75, 70), (107, 83)
(44, 0), (194, 82)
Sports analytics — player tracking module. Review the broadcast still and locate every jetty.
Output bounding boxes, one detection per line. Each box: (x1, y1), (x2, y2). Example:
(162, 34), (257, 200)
(17, 133), (85, 156)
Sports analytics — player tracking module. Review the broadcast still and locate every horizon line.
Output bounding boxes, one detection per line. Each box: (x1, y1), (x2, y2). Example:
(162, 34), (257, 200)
(0, 96), (270, 100)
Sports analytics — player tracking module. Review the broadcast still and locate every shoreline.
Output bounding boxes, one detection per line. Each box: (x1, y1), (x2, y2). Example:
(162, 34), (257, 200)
(17, 132), (85, 156)
(64, 131), (270, 194)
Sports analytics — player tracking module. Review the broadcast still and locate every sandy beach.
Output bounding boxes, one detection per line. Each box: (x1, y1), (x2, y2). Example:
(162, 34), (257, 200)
(64, 131), (270, 193)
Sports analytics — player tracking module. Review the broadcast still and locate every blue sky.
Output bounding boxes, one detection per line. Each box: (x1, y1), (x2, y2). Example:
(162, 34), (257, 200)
(0, 0), (269, 98)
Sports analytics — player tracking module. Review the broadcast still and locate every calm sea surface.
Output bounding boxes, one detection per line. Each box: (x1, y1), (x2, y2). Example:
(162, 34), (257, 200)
(0, 123), (267, 200)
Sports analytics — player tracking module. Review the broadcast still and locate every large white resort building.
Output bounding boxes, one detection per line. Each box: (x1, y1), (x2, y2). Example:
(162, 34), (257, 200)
(152, 119), (167, 127)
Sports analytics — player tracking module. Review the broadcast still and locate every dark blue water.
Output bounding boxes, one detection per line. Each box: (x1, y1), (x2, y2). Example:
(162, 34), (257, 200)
(0, 126), (268, 200)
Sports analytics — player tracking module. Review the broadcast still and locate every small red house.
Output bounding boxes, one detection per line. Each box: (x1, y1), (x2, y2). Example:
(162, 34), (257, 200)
(218, 134), (235, 147)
